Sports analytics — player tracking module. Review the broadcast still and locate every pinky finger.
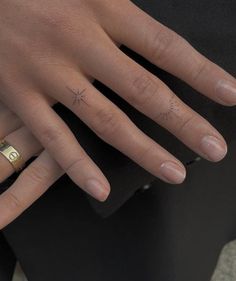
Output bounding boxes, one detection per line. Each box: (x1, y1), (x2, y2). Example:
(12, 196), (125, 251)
(0, 150), (64, 229)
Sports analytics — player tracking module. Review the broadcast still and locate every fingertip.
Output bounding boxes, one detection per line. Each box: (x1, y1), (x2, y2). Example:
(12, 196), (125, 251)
(159, 161), (186, 184)
(98, 189), (110, 202)
(85, 178), (110, 202)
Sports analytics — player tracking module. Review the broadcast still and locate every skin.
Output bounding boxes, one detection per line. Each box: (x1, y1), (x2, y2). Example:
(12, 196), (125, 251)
(0, 0), (235, 229)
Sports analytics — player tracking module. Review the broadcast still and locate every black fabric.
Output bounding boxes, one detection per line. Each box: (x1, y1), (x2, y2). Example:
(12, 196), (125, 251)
(0, 233), (16, 281)
(2, 140), (236, 281)
(0, 0), (235, 280)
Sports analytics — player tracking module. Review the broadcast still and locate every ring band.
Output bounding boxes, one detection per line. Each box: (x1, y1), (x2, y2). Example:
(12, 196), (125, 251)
(0, 140), (25, 172)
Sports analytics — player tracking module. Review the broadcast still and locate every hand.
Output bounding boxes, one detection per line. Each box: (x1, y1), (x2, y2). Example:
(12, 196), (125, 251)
(0, 0), (235, 228)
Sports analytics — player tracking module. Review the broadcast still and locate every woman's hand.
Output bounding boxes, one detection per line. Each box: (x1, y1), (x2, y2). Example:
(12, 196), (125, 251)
(0, 0), (235, 228)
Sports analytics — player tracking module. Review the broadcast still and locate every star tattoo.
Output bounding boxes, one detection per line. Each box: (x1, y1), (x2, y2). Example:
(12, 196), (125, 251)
(66, 86), (90, 107)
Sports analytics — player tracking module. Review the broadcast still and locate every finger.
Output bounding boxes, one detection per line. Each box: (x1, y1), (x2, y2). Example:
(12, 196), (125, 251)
(0, 150), (63, 229)
(72, 32), (227, 162)
(0, 126), (43, 182)
(34, 63), (187, 184)
(99, 0), (236, 106)
(0, 101), (23, 138)
(1, 85), (110, 201)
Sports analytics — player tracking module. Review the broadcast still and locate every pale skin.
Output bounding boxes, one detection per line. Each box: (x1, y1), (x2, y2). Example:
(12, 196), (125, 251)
(0, 0), (236, 229)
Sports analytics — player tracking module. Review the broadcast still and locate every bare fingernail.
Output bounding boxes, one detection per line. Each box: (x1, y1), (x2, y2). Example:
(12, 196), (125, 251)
(215, 80), (236, 105)
(85, 179), (110, 202)
(160, 161), (186, 184)
(200, 135), (227, 162)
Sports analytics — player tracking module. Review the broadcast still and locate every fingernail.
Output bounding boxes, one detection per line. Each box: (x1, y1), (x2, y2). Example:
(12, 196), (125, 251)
(159, 161), (186, 184)
(200, 135), (227, 162)
(215, 80), (236, 105)
(85, 179), (110, 202)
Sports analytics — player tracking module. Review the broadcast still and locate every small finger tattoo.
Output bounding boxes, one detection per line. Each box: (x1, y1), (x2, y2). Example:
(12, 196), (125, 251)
(66, 86), (90, 107)
(155, 94), (180, 121)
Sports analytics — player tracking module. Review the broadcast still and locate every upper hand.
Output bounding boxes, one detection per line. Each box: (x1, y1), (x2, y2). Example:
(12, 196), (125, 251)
(0, 0), (235, 228)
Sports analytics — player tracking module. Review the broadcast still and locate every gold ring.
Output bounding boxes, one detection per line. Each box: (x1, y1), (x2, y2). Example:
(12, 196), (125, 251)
(0, 140), (25, 172)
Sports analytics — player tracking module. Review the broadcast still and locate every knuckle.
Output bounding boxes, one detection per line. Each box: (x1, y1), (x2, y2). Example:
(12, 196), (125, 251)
(41, 10), (76, 35)
(5, 191), (23, 211)
(191, 57), (209, 83)
(40, 126), (63, 147)
(0, 66), (24, 95)
(129, 74), (159, 108)
(23, 163), (50, 185)
(92, 108), (121, 138)
(64, 157), (85, 174)
(136, 143), (156, 166)
(42, 11), (68, 30)
(177, 114), (196, 136)
(149, 27), (177, 64)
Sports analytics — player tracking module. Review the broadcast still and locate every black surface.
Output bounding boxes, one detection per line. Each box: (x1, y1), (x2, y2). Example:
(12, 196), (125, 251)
(0, 233), (16, 281)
